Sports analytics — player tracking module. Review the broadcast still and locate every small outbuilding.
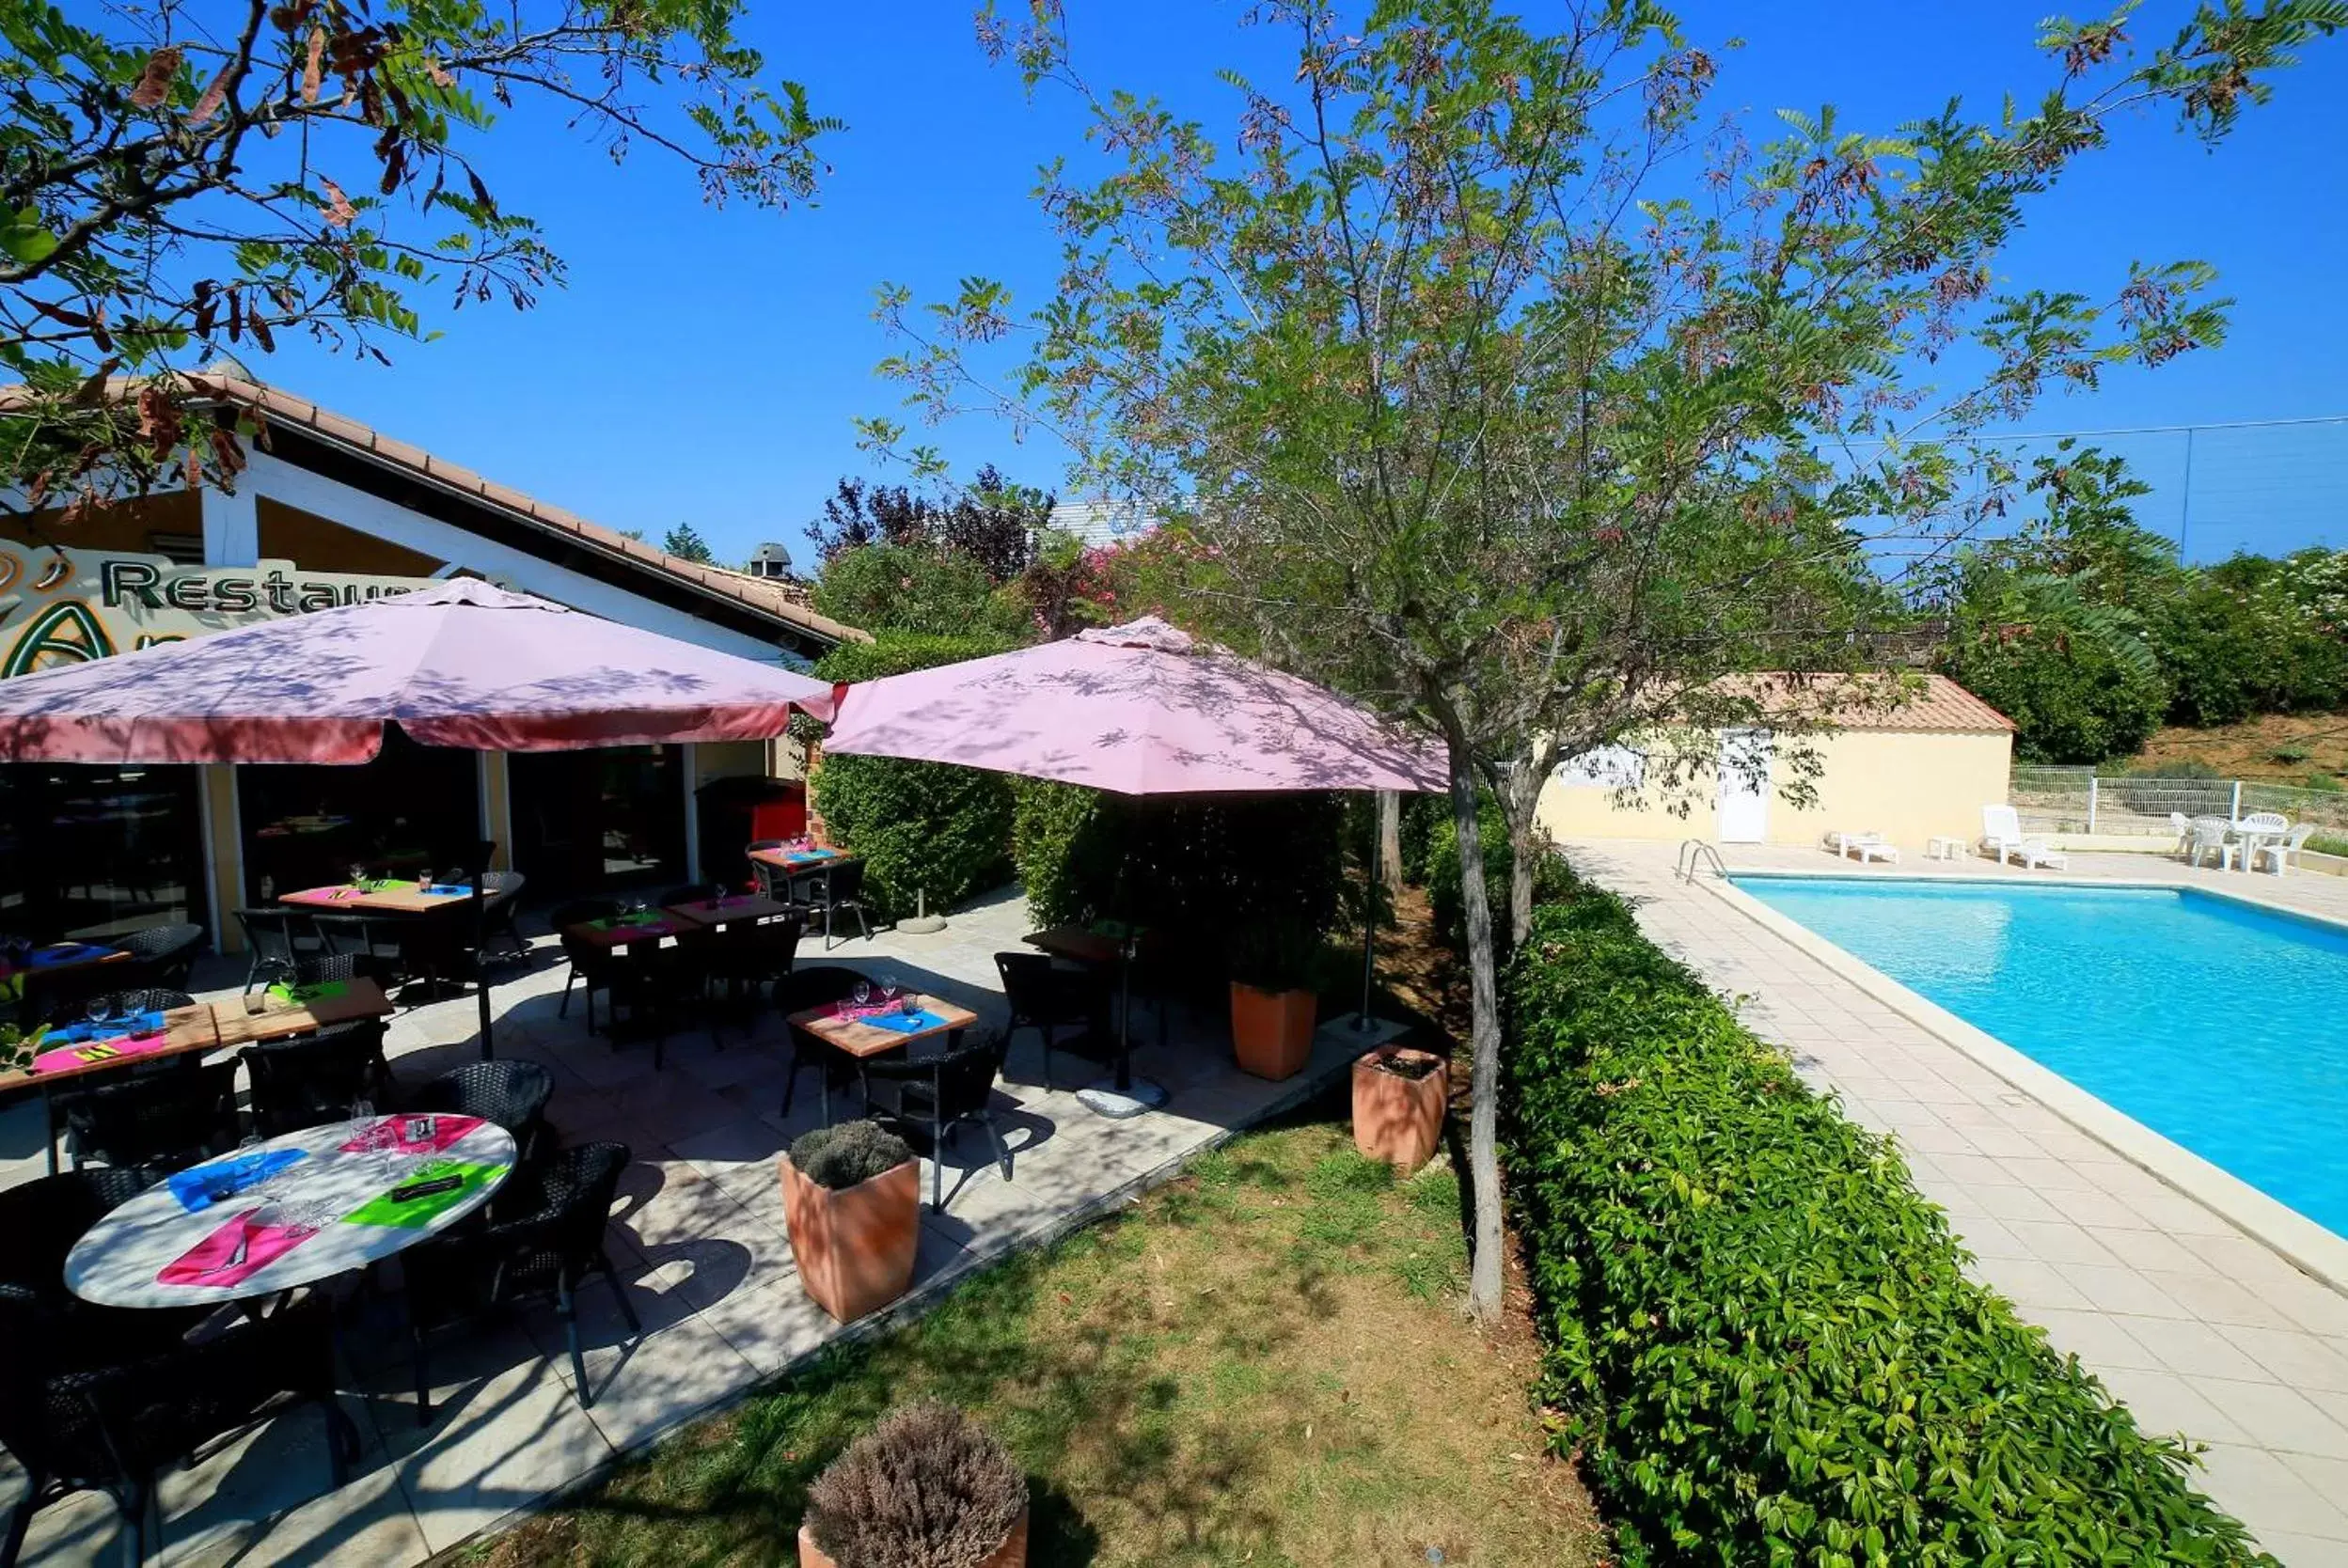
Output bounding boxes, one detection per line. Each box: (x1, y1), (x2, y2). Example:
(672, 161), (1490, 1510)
(1536, 672), (2015, 852)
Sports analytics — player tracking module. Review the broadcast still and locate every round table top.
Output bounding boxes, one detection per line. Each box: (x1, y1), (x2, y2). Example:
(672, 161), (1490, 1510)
(66, 1114), (517, 1309)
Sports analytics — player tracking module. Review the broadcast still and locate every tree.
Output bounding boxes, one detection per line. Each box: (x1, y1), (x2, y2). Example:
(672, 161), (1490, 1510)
(806, 463), (1054, 581)
(861, 0), (2335, 1323)
(1, 0), (839, 516)
(662, 522), (717, 563)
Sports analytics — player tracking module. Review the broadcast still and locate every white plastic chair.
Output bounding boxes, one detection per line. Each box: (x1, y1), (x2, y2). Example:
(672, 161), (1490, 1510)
(2258, 823), (2317, 876)
(2187, 816), (2239, 871)
(2168, 812), (2193, 857)
(1980, 805), (2026, 865)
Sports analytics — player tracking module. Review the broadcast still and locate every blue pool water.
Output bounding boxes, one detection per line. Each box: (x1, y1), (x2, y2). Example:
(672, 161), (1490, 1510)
(1735, 876), (2348, 1237)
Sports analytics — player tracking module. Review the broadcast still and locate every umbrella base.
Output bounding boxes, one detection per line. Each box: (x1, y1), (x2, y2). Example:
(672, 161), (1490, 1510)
(1077, 1077), (1169, 1120)
(897, 914), (948, 933)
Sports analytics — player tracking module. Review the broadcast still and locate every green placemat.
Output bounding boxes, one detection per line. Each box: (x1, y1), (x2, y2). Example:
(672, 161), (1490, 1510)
(266, 980), (350, 1007)
(341, 1160), (502, 1230)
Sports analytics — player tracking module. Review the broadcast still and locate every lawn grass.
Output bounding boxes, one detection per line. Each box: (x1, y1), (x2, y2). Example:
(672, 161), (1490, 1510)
(461, 1114), (1599, 1568)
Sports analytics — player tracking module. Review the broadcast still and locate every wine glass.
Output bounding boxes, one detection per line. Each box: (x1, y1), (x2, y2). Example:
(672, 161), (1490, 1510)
(83, 996), (111, 1036)
(876, 972), (902, 1003)
(347, 862), (368, 889)
(415, 867), (434, 894)
(851, 978), (873, 1007)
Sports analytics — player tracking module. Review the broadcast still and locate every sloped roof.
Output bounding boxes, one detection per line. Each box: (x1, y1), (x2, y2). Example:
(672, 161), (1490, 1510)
(1710, 672), (2015, 733)
(11, 371), (868, 647)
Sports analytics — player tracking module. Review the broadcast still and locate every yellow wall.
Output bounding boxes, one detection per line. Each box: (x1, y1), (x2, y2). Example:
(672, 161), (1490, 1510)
(1537, 728), (2013, 853)
(694, 740), (772, 787)
(255, 497), (445, 577)
(201, 764), (244, 951)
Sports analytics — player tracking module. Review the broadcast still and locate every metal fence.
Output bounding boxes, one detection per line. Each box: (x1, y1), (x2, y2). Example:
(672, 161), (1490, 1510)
(2011, 765), (2348, 839)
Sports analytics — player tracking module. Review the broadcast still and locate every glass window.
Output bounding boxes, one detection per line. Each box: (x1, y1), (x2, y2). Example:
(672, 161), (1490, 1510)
(0, 763), (207, 943)
(509, 745), (686, 899)
(238, 729), (482, 901)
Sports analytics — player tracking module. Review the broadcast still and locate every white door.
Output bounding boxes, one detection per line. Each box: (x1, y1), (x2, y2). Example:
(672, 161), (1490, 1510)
(1715, 729), (1773, 843)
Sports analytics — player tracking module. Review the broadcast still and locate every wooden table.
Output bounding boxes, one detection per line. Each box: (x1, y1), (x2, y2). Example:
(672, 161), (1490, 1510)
(786, 994), (979, 1059)
(281, 880), (479, 916)
(66, 1114), (515, 1309)
(560, 908), (709, 951)
(667, 893), (794, 926)
(2, 1004), (222, 1093)
(210, 975), (394, 1048)
(746, 846), (854, 873)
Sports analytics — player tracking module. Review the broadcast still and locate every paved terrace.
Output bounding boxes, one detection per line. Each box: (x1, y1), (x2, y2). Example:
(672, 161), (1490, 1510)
(0, 889), (1391, 1567)
(1564, 839), (2348, 1566)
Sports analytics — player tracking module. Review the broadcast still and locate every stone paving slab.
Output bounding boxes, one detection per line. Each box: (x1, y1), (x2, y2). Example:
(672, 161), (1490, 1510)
(1563, 839), (2348, 1562)
(0, 887), (1395, 1567)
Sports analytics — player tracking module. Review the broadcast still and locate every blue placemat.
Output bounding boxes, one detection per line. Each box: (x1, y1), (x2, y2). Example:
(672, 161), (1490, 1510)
(422, 883), (473, 896)
(28, 942), (119, 969)
(55, 1010), (165, 1043)
(167, 1147), (308, 1214)
(866, 1009), (947, 1034)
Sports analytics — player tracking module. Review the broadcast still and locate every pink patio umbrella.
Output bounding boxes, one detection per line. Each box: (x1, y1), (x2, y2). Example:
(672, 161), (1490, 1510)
(823, 616), (1442, 794)
(0, 577), (835, 764)
(824, 617), (1444, 1116)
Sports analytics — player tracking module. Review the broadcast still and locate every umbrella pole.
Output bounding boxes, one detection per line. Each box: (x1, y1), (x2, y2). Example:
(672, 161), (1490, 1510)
(1355, 805), (1378, 1029)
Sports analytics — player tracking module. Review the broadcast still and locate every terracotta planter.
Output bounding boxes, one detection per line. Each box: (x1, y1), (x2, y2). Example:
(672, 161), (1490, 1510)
(796, 1506), (1029, 1568)
(780, 1153), (921, 1324)
(1352, 1046), (1448, 1175)
(1229, 981), (1316, 1081)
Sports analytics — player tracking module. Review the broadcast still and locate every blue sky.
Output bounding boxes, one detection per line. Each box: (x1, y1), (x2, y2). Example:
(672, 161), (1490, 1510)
(257, 1), (2348, 567)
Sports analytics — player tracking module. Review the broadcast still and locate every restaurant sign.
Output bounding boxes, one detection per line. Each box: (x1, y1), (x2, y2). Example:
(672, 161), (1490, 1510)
(0, 544), (438, 678)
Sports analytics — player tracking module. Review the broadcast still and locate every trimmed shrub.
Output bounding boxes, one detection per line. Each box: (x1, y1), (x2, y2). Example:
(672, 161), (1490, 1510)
(1012, 780), (1347, 980)
(811, 634), (1022, 920)
(804, 1403), (1026, 1568)
(811, 543), (1028, 641)
(1426, 793), (1568, 951)
(789, 1121), (914, 1191)
(1943, 622), (2167, 764)
(1504, 885), (2270, 1565)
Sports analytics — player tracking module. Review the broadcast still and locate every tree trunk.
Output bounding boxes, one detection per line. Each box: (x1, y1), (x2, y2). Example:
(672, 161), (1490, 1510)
(1448, 742), (1506, 1326)
(1378, 791), (1404, 889)
(1508, 831), (1535, 949)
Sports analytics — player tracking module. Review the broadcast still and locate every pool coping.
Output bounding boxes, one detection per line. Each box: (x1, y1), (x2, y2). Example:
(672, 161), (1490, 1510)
(1704, 869), (2348, 1299)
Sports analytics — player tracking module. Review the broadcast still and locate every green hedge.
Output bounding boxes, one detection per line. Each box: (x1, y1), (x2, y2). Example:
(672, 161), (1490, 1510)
(1505, 885), (2268, 1566)
(1426, 793), (1568, 950)
(1013, 780), (1347, 979)
(809, 633), (1021, 919)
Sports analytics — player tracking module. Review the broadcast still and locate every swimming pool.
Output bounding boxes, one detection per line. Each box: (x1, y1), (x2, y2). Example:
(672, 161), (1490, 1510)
(1734, 876), (2348, 1238)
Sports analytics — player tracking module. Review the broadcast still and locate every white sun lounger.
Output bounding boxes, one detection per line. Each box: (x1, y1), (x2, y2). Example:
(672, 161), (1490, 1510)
(1829, 830), (1899, 864)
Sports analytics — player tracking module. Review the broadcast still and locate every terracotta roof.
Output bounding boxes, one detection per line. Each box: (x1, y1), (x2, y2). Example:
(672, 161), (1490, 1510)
(1709, 672), (2015, 733)
(12, 371), (869, 647)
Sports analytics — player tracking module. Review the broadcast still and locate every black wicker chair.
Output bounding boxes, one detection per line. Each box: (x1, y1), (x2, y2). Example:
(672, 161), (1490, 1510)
(0, 1291), (358, 1568)
(700, 914), (804, 1025)
(477, 870), (529, 964)
(0, 1170), (209, 1363)
(549, 899), (623, 1026)
(241, 1018), (393, 1138)
(403, 1060), (555, 1165)
(803, 859), (874, 950)
(230, 907), (314, 993)
(112, 924), (205, 992)
(861, 1031), (1014, 1211)
(292, 951), (359, 989)
(307, 911), (402, 987)
(746, 840), (788, 901)
(61, 1058), (242, 1177)
(776, 966), (879, 1123)
(994, 952), (1118, 1090)
(402, 1140), (639, 1422)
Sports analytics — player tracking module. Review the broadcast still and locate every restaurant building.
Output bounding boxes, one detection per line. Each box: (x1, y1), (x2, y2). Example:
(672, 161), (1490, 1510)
(0, 371), (864, 951)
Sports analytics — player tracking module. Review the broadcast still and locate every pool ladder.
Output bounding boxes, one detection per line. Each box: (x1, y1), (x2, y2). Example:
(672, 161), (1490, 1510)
(1676, 839), (1728, 884)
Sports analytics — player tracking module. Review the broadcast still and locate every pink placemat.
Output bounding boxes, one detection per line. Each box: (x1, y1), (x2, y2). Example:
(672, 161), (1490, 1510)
(280, 885), (364, 906)
(339, 1113), (481, 1155)
(157, 1210), (317, 1289)
(31, 1032), (169, 1074)
(820, 998), (911, 1022)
